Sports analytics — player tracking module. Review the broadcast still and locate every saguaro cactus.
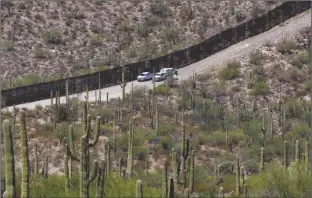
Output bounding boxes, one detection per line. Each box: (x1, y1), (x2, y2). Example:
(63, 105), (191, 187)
(67, 101), (101, 198)
(44, 155), (49, 178)
(127, 125), (134, 178)
(284, 141), (288, 169)
(295, 140), (300, 163)
(189, 150), (194, 193)
(171, 148), (178, 187)
(96, 160), (106, 198)
(305, 141), (309, 171)
(3, 119), (16, 198)
(155, 103), (159, 136)
(136, 180), (143, 198)
(184, 188), (190, 198)
(180, 112), (187, 188)
(168, 177), (174, 198)
(64, 155), (70, 194)
(80, 136), (99, 198)
(162, 158), (168, 198)
(120, 66), (127, 101)
(236, 156), (240, 196)
(260, 148), (264, 172)
(219, 187), (224, 198)
(19, 111), (30, 198)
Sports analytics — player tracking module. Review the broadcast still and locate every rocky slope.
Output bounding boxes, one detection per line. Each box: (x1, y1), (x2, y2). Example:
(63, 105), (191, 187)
(0, 0), (281, 82)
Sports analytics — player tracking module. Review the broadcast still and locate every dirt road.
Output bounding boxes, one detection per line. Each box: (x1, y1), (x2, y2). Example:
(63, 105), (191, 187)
(3, 9), (311, 112)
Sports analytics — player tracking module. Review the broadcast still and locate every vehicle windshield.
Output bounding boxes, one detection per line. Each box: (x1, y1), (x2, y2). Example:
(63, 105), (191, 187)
(139, 73), (148, 76)
(155, 73), (161, 76)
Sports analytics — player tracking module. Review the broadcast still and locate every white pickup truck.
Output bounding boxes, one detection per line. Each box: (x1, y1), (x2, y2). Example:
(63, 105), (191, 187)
(160, 68), (178, 78)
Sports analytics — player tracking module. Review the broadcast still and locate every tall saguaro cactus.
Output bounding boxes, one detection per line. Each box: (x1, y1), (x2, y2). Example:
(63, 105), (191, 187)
(67, 101), (101, 198)
(64, 155), (70, 194)
(120, 66), (127, 101)
(295, 140), (300, 163)
(235, 156), (240, 196)
(19, 111), (30, 198)
(180, 112), (187, 189)
(3, 119), (16, 198)
(127, 124), (134, 178)
(260, 148), (264, 172)
(168, 177), (174, 198)
(171, 148), (178, 188)
(284, 141), (288, 169)
(162, 158), (168, 198)
(189, 150), (194, 193)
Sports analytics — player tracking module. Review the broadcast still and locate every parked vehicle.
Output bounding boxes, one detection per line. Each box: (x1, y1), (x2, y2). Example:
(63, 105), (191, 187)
(137, 72), (153, 82)
(160, 68), (178, 76)
(153, 72), (167, 82)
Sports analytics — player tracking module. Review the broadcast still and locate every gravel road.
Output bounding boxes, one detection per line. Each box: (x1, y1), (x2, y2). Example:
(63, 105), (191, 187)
(3, 9), (311, 112)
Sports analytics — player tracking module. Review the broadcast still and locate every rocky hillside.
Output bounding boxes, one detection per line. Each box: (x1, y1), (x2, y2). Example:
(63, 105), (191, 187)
(0, 0), (281, 83)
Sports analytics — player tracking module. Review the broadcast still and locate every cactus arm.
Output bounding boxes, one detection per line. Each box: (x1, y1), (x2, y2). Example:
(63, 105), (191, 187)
(168, 177), (174, 198)
(184, 188), (190, 198)
(34, 143), (39, 175)
(136, 180), (143, 198)
(85, 114), (92, 140)
(64, 155), (70, 194)
(68, 125), (80, 162)
(80, 137), (87, 198)
(171, 148), (178, 187)
(106, 140), (111, 173)
(89, 116), (101, 147)
(260, 148), (264, 171)
(88, 160), (99, 183)
(3, 119), (16, 198)
(19, 110), (30, 198)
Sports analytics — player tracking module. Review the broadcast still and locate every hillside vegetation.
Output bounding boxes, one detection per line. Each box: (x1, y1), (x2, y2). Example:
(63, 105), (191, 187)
(0, 25), (311, 197)
(0, 0), (281, 88)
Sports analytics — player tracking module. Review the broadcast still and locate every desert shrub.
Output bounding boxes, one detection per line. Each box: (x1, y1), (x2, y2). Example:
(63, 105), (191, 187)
(54, 100), (80, 123)
(196, 132), (212, 145)
(133, 146), (149, 161)
(90, 34), (104, 46)
(27, 173), (161, 197)
(242, 119), (263, 146)
(162, 26), (181, 45)
(218, 63), (240, 81)
(291, 50), (310, 69)
(179, 3), (194, 21)
(196, 99), (226, 132)
(154, 84), (170, 96)
(34, 48), (51, 59)
(276, 38), (297, 54)
(248, 162), (311, 197)
(249, 50), (265, 65)
(2, 40), (14, 51)
(285, 99), (305, 120)
(150, 1), (172, 18)
(250, 80), (269, 96)
(157, 136), (175, 151)
(289, 121), (310, 141)
(42, 29), (62, 44)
